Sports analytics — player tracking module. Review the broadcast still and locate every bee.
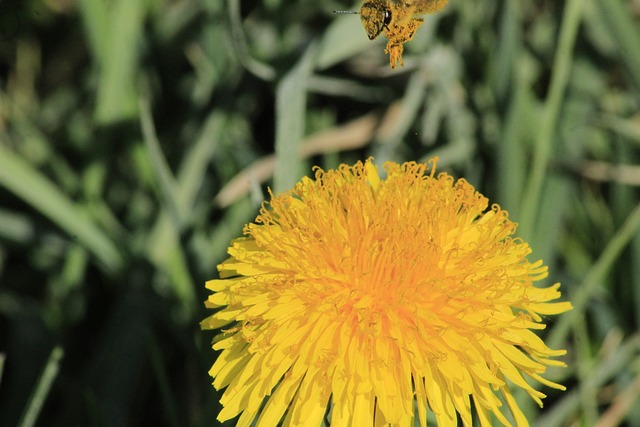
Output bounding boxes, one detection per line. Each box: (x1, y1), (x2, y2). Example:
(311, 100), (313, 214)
(335, 0), (449, 69)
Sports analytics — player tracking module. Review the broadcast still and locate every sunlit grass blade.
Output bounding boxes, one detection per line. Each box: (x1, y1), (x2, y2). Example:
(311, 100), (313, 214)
(274, 42), (317, 192)
(77, 0), (109, 64)
(316, 11), (372, 70)
(93, 0), (146, 123)
(519, 0), (583, 241)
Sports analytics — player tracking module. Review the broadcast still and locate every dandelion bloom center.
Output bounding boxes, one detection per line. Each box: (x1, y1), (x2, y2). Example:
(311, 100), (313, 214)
(202, 158), (572, 426)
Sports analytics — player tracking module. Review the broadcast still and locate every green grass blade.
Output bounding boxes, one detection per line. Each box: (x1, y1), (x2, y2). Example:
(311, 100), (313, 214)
(176, 111), (226, 210)
(0, 145), (123, 272)
(0, 352), (5, 388)
(17, 347), (64, 427)
(139, 98), (186, 229)
(316, 13), (372, 70)
(141, 112), (228, 317)
(492, 0), (521, 102)
(600, 114), (640, 146)
(536, 334), (640, 427)
(227, 0), (276, 81)
(519, 0), (583, 240)
(549, 204), (640, 350)
(274, 43), (318, 193)
(146, 333), (180, 427)
(594, 0), (640, 89)
(94, 0), (146, 123)
(0, 207), (34, 242)
(77, 0), (109, 65)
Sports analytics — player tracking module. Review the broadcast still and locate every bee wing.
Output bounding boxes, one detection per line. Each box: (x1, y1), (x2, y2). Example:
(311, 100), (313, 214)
(412, 0), (449, 14)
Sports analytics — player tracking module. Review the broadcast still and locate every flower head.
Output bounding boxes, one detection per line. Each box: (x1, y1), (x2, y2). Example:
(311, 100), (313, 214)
(202, 158), (572, 426)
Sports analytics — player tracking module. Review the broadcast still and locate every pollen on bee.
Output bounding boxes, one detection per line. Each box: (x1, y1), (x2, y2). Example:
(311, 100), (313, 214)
(350, 0), (449, 68)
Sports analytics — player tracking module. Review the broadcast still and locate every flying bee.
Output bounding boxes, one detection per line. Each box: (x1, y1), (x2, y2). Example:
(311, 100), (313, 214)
(334, 0), (449, 69)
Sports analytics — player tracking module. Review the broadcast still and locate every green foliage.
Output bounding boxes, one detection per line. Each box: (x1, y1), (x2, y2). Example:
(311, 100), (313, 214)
(1, 0), (640, 425)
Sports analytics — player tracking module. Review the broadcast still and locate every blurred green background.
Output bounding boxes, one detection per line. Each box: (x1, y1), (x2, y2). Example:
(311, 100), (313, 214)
(1, 0), (640, 426)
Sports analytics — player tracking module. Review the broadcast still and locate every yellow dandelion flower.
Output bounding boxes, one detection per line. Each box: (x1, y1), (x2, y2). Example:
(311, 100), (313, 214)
(201, 158), (572, 427)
